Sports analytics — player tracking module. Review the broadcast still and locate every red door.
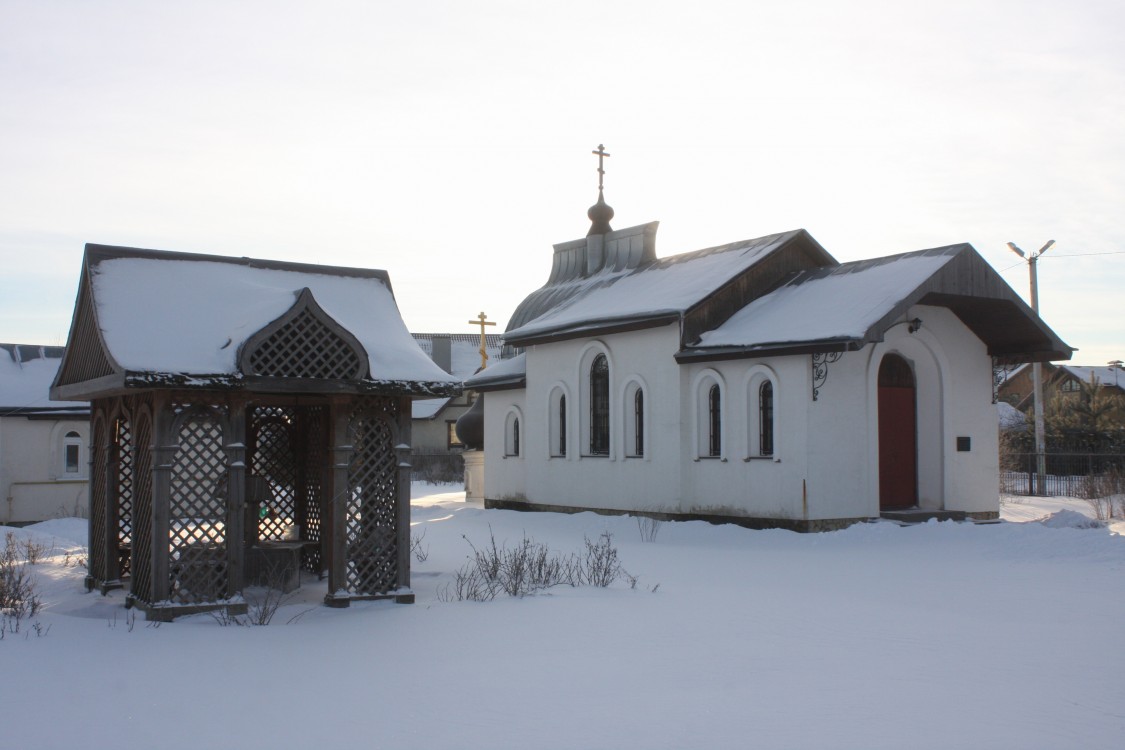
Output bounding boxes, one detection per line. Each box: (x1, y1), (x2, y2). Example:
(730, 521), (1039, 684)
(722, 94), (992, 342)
(878, 354), (917, 511)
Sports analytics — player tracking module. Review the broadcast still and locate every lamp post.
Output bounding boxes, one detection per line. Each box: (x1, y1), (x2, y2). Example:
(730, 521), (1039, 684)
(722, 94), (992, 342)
(1007, 240), (1054, 495)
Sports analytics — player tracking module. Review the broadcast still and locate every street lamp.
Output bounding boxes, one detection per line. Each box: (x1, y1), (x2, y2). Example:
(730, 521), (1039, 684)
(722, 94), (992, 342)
(1008, 239), (1054, 495)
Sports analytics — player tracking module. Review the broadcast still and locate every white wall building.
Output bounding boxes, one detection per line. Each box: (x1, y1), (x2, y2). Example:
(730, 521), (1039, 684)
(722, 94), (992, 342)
(467, 204), (1071, 531)
(1, 344), (90, 524)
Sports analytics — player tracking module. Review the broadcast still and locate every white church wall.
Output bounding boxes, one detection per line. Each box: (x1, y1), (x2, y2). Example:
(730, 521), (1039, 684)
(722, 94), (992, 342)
(481, 390), (527, 502)
(678, 358), (810, 520)
(517, 325), (685, 512)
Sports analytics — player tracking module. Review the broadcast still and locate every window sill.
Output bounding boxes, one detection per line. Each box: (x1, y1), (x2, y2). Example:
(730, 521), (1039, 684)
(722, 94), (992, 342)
(743, 456), (780, 463)
(694, 456), (727, 462)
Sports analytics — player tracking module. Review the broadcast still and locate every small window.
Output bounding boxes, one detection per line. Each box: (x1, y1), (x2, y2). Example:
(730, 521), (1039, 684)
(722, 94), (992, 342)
(634, 389), (644, 457)
(708, 384), (721, 457)
(559, 395), (567, 456)
(64, 430), (82, 474)
(590, 354), (610, 455)
(505, 412), (521, 457)
(446, 420), (462, 449)
(759, 381), (774, 457)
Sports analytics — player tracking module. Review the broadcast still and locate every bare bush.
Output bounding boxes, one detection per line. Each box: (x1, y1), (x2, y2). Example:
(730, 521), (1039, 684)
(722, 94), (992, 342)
(438, 528), (643, 602)
(1, 538), (43, 635)
(635, 516), (662, 543)
(410, 529), (429, 563)
(1078, 466), (1125, 520)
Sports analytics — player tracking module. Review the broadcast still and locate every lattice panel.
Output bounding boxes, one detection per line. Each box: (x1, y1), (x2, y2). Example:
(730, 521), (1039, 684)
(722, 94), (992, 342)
(300, 407), (326, 575)
(344, 410), (399, 595)
(247, 307), (364, 380)
(129, 411), (154, 605)
(114, 416), (133, 577)
(249, 408), (298, 542)
(88, 415), (110, 584)
(168, 413), (228, 604)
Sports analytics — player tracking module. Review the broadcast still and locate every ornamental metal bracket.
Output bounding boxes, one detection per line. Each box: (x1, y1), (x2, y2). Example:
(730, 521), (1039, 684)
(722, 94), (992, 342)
(811, 351), (843, 401)
(991, 356), (1016, 405)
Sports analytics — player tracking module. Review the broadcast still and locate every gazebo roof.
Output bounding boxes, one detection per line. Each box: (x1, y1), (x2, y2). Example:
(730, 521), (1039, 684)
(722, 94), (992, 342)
(51, 244), (461, 401)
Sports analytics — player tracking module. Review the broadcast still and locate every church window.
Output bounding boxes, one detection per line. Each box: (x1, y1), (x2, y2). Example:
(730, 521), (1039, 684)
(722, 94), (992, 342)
(505, 411), (521, 457)
(446, 420), (462, 449)
(559, 395), (567, 456)
(590, 354), (610, 455)
(759, 381), (774, 457)
(634, 389), (644, 457)
(708, 384), (722, 457)
(64, 430), (82, 473)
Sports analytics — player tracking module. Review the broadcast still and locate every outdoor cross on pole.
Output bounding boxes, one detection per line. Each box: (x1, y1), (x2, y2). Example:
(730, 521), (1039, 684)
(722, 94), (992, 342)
(592, 144), (610, 191)
(1008, 239), (1055, 495)
(468, 311), (496, 370)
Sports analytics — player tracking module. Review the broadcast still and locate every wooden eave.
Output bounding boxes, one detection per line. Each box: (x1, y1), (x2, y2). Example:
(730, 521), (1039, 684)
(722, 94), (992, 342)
(49, 258), (124, 402)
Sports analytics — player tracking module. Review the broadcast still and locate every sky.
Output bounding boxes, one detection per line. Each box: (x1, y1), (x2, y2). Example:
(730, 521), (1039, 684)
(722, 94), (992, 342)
(1, 0), (1122, 365)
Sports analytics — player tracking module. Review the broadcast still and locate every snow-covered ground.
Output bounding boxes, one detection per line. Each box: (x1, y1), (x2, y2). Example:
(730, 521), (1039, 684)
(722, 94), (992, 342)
(3, 486), (1123, 749)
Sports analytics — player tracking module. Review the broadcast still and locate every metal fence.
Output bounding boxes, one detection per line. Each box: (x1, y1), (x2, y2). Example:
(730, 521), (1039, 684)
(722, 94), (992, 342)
(1000, 452), (1125, 497)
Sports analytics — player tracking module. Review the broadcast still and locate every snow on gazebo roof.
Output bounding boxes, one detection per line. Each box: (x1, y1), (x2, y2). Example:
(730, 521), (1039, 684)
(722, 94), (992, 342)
(51, 244), (459, 400)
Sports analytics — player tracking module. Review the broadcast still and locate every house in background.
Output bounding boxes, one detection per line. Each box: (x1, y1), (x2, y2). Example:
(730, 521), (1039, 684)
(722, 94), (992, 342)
(467, 186), (1071, 531)
(0, 344), (90, 524)
(410, 333), (501, 480)
(998, 363), (1125, 412)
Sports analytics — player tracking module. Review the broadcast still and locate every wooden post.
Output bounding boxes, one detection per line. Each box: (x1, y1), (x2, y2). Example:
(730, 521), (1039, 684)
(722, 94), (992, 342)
(394, 398), (414, 602)
(225, 398), (247, 601)
(149, 393), (175, 609)
(324, 397), (352, 607)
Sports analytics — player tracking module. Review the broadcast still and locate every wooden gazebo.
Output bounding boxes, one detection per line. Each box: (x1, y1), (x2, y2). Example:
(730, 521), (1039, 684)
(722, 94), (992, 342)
(51, 244), (459, 620)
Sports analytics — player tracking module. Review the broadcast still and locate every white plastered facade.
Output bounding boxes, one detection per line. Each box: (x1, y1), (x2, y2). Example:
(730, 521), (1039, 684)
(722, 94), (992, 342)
(482, 304), (999, 527)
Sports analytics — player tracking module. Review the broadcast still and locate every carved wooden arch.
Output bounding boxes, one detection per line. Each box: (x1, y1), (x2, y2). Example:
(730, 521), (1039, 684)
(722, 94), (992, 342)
(238, 287), (370, 381)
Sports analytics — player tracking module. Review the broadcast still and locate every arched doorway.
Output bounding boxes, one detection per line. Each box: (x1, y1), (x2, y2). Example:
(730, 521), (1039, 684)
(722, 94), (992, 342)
(878, 353), (917, 511)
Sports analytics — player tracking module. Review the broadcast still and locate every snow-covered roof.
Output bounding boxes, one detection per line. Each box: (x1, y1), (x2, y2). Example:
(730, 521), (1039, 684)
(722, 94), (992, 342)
(53, 244), (460, 400)
(504, 229), (821, 345)
(411, 333), (502, 379)
(679, 244), (1072, 364)
(1058, 365), (1125, 390)
(695, 249), (954, 349)
(463, 352), (527, 391)
(0, 345), (88, 415)
(997, 401), (1027, 430)
(412, 397), (451, 420)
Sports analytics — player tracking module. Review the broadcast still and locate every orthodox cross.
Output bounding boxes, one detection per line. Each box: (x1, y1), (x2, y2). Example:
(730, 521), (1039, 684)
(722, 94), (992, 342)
(592, 144), (610, 191)
(468, 311), (496, 369)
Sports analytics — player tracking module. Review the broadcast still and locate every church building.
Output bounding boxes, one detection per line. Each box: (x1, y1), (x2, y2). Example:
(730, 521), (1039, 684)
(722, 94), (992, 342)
(465, 150), (1071, 531)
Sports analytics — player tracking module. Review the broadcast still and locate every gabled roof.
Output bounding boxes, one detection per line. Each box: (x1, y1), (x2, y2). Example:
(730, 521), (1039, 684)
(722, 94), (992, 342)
(678, 244), (1072, 365)
(0, 344), (89, 416)
(52, 244), (460, 400)
(1057, 365), (1125, 390)
(504, 227), (834, 346)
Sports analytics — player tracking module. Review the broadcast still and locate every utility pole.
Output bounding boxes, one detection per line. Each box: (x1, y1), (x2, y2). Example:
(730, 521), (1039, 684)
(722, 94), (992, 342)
(1007, 240), (1054, 494)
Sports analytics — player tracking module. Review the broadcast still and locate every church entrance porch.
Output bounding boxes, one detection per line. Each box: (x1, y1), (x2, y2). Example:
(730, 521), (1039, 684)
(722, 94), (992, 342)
(878, 353), (918, 512)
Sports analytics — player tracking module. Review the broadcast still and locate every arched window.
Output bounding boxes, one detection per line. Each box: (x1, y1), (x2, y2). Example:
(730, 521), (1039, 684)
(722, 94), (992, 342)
(64, 430), (82, 474)
(708, 384), (722, 457)
(505, 411), (521, 457)
(590, 354), (610, 455)
(558, 395), (567, 456)
(634, 389), (644, 457)
(758, 381), (774, 457)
